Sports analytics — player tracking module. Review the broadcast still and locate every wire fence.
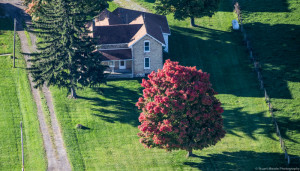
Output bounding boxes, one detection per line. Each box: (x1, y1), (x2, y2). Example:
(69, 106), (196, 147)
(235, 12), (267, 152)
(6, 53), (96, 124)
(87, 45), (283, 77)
(233, 0), (291, 165)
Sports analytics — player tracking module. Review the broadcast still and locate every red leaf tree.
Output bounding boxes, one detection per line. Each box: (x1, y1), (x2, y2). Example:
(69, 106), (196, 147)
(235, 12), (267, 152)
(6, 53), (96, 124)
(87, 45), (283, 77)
(136, 59), (226, 157)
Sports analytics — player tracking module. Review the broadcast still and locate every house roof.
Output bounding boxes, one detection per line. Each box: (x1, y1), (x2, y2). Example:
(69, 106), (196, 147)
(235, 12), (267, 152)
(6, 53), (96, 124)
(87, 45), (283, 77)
(95, 9), (123, 26)
(98, 49), (132, 61)
(92, 8), (170, 46)
(113, 8), (170, 34)
(93, 24), (143, 44)
(128, 15), (165, 46)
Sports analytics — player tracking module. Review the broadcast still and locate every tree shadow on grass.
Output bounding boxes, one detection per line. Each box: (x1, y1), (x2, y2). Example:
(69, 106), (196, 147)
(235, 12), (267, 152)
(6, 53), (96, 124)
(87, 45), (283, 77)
(237, 0), (291, 13)
(0, 17), (13, 31)
(168, 26), (274, 98)
(78, 81), (300, 144)
(219, 0), (290, 13)
(222, 107), (299, 144)
(242, 22), (300, 99)
(223, 107), (275, 141)
(0, 3), (30, 31)
(144, 0), (155, 3)
(168, 24), (299, 99)
(184, 151), (299, 170)
(77, 80), (143, 127)
(141, 0), (290, 13)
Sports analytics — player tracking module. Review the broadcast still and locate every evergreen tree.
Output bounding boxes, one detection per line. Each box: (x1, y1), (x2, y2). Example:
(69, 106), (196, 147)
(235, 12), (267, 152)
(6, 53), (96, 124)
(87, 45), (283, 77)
(24, 0), (110, 17)
(155, 0), (220, 27)
(29, 0), (108, 98)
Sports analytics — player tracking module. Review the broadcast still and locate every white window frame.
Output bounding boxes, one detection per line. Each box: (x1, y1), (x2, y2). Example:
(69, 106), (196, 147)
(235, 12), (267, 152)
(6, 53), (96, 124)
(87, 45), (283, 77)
(119, 60), (126, 69)
(144, 40), (150, 52)
(144, 57), (150, 69)
(108, 61), (114, 67)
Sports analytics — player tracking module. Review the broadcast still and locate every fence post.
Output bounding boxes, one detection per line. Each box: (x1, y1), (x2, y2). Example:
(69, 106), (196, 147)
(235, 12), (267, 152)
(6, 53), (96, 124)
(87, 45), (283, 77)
(235, 0), (292, 165)
(20, 122), (24, 171)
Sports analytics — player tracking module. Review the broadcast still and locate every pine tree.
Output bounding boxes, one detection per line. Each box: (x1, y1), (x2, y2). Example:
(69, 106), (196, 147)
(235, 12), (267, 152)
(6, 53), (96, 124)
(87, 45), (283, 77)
(29, 0), (108, 98)
(24, 0), (110, 17)
(155, 0), (220, 27)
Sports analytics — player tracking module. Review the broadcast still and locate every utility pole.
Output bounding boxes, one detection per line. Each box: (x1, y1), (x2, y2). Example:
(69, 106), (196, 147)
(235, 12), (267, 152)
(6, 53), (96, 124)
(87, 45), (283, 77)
(13, 18), (16, 68)
(20, 121), (24, 171)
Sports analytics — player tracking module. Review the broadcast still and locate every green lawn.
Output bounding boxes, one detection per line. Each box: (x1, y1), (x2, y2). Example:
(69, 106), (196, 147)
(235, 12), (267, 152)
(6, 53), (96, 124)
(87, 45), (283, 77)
(47, 0), (296, 170)
(0, 18), (47, 170)
(108, 1), (120, 11)
(0, 18), (13, 54)
(238, 0), (300, 158)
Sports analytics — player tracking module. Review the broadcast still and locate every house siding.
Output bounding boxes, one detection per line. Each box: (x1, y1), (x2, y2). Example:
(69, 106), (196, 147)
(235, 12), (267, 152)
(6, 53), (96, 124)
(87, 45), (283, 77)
(132, 35), (163, 77)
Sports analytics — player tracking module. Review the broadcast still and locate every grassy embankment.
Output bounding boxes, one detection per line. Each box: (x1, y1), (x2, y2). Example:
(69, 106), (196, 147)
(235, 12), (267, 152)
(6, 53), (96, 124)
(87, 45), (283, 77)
(48, 0), (297, 170)
(0, 7), (47, 171)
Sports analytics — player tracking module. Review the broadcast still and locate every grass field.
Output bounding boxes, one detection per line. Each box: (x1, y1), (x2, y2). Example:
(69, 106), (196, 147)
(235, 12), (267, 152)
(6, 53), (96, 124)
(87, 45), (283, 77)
(0, 17), (47, 170)
(46, 0), (298, 170)
(238, 0), (300, 157)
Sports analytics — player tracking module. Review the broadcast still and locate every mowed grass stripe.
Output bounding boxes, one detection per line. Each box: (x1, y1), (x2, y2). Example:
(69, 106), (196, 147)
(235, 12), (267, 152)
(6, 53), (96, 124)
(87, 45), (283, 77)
(0, 18), (46, 170)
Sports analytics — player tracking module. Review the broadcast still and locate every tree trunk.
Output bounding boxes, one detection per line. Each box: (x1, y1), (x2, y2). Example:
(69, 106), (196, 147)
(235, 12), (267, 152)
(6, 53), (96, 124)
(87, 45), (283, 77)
(190, 16), (196, 27)
(70, 87), (77, 99)
(186, 149), (193, 158)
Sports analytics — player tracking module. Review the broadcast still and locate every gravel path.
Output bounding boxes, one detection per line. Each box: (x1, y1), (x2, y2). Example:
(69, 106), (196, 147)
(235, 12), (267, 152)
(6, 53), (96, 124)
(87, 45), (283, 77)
(0, 1), (71, 170)
(113, 0), (148, 12)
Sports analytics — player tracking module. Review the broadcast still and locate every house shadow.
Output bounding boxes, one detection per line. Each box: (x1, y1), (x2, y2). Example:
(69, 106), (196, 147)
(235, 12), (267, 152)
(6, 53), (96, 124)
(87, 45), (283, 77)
(106, 77), (144, 84)
(183, 151), (299, 170)
(77, 81), (143, 127)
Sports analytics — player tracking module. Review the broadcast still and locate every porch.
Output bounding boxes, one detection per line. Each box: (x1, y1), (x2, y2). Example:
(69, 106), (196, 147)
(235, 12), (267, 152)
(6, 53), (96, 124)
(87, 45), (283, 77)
(102, 60), (133, 79)
(98, 48), (133, 79)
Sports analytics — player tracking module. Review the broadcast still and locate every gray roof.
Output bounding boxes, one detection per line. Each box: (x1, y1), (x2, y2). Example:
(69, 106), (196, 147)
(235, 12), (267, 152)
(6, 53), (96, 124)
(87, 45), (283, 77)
(92, 8), (170, 45)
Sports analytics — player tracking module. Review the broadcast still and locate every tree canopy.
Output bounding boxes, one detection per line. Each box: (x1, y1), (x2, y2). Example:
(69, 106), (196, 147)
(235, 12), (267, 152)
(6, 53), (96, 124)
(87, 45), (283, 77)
(24, 0), (111, 18)
(136, 60), (226, 157)
(29, 0), (108, 98)
(155, 0), (220, 26)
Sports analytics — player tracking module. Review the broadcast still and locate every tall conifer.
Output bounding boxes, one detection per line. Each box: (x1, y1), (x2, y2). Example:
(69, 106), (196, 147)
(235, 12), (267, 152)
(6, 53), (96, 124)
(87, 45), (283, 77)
(29, 0), (108, 98)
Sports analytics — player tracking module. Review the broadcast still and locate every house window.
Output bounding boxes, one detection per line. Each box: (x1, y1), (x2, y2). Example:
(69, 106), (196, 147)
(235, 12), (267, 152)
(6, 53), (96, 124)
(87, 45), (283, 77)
(144, 41), (150, 52)
(108, 61), (114, 67)
(144, 58), (150, 69)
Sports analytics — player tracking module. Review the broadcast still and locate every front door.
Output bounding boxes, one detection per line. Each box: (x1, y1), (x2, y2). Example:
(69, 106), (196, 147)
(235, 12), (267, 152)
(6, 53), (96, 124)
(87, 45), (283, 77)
(119, 60), (126, 69)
